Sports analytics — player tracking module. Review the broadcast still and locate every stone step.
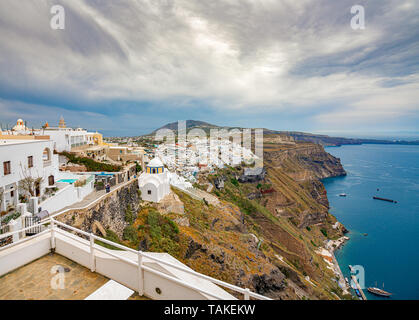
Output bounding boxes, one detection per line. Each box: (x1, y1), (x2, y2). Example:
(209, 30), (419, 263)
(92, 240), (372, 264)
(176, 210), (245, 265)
(85, 280), (134, 300)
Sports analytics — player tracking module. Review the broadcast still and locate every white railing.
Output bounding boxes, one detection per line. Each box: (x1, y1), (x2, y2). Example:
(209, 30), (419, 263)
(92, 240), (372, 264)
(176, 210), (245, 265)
(0, 217), (271, 300)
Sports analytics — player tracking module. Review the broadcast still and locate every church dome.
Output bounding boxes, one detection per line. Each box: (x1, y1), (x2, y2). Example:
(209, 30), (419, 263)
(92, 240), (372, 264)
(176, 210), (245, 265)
(146, 157), (164, 174)
(148, 157), (164, 168)
(13, 118), (28, 131)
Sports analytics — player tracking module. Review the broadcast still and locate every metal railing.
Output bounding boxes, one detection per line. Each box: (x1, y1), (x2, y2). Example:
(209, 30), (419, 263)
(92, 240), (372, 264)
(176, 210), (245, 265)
(0, 217), (271, 300)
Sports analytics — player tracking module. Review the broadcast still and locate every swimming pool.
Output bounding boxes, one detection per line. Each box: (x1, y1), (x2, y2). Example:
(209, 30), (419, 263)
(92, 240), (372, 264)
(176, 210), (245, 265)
(58, 179), (78, 184)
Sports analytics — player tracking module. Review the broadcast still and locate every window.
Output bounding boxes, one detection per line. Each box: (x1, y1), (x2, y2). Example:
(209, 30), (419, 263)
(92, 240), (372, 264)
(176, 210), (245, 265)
(148, 190), (151, 195)
(28, 156), (33, 168)
(3, 161), (11, 175)
(48, 175), (55, 186)
(43, 148), (51, 161)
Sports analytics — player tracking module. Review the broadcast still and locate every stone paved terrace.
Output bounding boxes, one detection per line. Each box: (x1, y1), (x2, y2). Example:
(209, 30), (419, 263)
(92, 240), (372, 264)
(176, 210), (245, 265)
(0, 253), (109, 300)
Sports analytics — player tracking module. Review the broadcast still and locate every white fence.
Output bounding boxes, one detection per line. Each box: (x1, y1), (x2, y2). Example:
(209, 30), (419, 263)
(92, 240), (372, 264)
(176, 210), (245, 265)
(0, 218), (271, 301)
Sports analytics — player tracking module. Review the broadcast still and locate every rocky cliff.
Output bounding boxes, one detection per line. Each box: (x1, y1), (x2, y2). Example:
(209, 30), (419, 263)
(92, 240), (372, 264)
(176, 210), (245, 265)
(264, 142), (346, 180)
(57, 180), (140, 238)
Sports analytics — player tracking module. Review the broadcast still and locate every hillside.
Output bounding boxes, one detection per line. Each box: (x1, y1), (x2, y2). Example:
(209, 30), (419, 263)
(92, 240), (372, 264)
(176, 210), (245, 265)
(148, 120), (419, 146)
(150, 120), (220, 135)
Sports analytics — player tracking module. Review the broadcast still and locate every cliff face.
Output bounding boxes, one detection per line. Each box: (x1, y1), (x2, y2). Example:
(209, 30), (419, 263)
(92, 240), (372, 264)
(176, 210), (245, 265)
(191, 140), (349, 299)
(264, 142), (346, 180)
(57, 180), (140, 238)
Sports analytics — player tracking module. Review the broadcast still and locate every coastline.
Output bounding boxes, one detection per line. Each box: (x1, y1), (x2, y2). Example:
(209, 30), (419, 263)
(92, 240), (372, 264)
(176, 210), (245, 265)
(328, 236), (351, 296)
(316, 234), (351, 297)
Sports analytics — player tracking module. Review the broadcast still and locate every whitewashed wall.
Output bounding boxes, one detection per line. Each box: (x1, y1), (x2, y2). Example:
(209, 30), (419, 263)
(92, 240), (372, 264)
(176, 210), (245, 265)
(39, 178), (94, 214)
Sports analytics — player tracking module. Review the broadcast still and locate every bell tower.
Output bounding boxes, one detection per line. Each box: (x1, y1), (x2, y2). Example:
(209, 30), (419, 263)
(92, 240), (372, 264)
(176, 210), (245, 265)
(58, 116), (66, 128)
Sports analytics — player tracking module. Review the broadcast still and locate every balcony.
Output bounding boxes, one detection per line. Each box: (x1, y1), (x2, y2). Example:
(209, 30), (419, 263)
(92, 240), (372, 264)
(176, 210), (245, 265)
(0, 218), (271, 300)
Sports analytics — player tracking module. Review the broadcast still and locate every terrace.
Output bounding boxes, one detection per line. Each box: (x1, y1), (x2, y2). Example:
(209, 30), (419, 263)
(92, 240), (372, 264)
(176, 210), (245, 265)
(0, 253), (108, 300)
(0, 218), (271, 300)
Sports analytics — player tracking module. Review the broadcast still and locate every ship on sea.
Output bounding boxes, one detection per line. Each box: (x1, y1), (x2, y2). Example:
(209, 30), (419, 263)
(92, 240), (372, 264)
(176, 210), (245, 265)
(367, 283), (392, 297)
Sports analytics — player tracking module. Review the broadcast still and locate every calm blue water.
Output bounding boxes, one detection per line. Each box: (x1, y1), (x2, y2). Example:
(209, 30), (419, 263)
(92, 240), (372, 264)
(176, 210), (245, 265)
(323, 144), (419, 300)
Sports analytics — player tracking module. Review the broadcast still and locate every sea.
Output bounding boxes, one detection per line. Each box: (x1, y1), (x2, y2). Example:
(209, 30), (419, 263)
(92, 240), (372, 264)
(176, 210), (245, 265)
(322, 144), (419, 300)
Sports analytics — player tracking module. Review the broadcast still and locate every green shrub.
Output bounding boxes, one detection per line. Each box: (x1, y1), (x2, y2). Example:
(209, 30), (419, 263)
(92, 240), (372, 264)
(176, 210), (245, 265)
(95, 229), (122, 250)
(125, 204), (134, 224)
(135, 163), (142, 173)
(2, 212), (21, 224)
(320, 228), (328, 237)
(146, 209), (180, 255)
(306, 226), (311, 231)
(167, 218), (179, 234)
(123, 225), (139, 245)
(230, 178), (239, 186)
(148, 210), (161, 241)
(106, 229), (120, 243)
(60, 151), (121, 172)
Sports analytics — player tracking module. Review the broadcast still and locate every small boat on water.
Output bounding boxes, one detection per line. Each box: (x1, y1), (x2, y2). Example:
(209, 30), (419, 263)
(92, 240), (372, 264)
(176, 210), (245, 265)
(367, 287), (392, 297)
(339, 193), (347, 197)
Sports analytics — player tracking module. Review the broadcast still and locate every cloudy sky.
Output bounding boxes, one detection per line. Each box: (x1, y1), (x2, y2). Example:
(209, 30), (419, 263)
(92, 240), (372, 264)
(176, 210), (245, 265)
(0, 0), (418, 137)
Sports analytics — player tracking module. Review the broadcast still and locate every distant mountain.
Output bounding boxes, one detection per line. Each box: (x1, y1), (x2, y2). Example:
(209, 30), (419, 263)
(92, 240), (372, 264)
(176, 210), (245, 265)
(155, 120), (217, 131)
(270, 131), (419, 146)
(150, 120), (233, 135)
(146, 120), (419, 146)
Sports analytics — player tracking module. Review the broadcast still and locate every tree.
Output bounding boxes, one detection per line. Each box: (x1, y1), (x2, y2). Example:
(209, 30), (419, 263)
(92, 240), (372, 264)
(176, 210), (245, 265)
(19, 164), (43, 197)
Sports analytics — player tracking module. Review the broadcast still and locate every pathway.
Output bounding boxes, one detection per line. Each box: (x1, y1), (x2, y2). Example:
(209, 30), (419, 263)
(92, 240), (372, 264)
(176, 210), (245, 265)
(50, 178), (138, 218)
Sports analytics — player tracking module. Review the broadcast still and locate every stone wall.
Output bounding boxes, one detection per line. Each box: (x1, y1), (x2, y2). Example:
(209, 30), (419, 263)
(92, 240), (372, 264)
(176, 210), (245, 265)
(56, 179), (140, 237)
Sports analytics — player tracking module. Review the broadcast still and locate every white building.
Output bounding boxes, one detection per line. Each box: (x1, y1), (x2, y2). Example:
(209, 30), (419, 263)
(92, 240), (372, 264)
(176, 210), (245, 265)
(138, 158), (170, 203)
(41, 127), (90, 152)
(0, 138), (58, 212)
(12, 119), (30, 134)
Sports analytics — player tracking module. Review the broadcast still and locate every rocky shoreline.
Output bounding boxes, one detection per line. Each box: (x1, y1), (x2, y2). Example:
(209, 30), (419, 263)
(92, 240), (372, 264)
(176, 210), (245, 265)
(315, 235), (350, 297)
